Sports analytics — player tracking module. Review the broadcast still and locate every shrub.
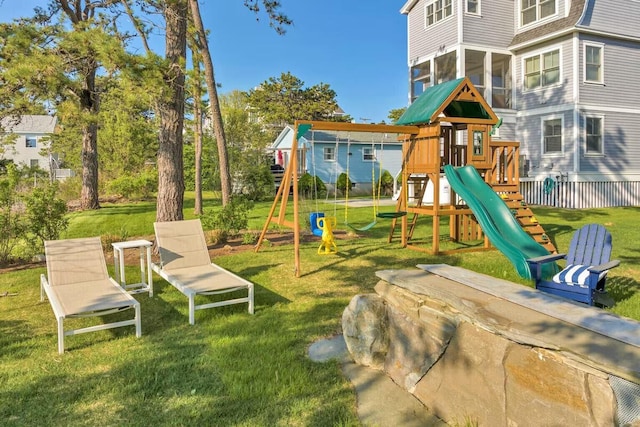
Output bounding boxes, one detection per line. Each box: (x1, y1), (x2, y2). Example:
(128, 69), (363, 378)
(201, 196), (254, 238)
(336, 173), (352, 196)
(0, 177), (25, 265)
(23, 182), (69, 252)
(378, 170), (394, 196)
(298, 173), (327, 200)
(108, 170), (158, 200)
(0, 165), (68, 264)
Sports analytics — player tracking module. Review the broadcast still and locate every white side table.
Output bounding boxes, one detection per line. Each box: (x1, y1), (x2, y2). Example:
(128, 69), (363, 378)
(112, 240), (153, 296)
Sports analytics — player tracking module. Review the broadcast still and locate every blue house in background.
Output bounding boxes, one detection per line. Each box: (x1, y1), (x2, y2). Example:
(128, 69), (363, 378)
(271, 125), (404, 196)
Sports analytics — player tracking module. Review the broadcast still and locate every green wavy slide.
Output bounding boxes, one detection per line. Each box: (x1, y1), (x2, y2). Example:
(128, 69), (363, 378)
(444, 164), (556, 279)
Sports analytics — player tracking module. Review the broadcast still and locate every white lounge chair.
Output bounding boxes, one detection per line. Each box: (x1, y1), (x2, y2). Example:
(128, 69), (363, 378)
(152, 219), (254, 325)
(41, 237), (142, 354)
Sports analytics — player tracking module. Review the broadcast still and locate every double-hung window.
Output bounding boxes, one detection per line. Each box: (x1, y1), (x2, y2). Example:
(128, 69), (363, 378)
(585, 116), (604, 155)
(521, 0), (555, 26)
(584, 43), (604, 84)
(524, 49), (560, 90)
(323, 147), (336, 162)
(26, 137), (37, 148)
(425, 0), (453, 27)
(543, 117), (563, 154)
(466, 0), (480, 14)
(363, 147), (376, 162)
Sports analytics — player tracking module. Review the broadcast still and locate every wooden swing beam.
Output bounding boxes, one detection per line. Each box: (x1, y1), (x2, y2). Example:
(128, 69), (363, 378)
(255, 120), (419, 277)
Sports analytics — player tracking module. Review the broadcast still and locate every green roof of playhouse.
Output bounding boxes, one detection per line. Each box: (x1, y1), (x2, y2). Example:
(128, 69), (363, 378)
(396, 77), (498, 126)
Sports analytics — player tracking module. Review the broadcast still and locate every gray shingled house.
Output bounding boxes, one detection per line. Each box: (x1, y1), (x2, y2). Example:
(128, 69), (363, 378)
(401, 0), (640, 208)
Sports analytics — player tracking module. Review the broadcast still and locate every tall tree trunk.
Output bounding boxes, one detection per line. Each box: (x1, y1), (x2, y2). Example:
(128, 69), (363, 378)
(156, 0), (188, 222)
(193, 59), (203, 216)
(79, 68), (100, 210)
(188, 0), (231, 206)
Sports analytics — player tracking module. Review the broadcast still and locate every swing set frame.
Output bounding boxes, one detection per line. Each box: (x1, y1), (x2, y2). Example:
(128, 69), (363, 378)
(255, 120), (419, 277)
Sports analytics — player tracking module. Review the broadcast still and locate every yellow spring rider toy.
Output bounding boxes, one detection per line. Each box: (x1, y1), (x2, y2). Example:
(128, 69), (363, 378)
(317, 216), (338, 255)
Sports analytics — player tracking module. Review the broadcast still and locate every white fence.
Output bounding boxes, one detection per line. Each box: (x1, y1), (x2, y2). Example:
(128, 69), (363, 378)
(521, 179), (640, 208)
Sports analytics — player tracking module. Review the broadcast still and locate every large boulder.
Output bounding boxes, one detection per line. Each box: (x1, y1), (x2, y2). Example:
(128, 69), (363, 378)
(342, 294), (389, 369)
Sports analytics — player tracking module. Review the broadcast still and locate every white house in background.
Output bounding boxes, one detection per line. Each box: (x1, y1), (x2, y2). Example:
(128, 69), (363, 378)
(0, 115), (72, 179)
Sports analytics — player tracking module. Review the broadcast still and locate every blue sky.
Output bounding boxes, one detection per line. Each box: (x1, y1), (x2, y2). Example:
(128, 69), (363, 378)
(1, 0), (409, 123)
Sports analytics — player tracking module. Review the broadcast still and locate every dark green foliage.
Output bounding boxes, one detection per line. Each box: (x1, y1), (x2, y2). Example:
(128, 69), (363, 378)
(246, 72), (347, 133)
(23, 182), (69, 251)
(0, 164), (68, 264)
(201, 196), (254, 238)
(336, 172), (352, 195)
(0, 166), (24, 264)
(298, 173), (327, 199)
(378, 170), (394, 196)
(107, 170), (158, 200)
(231, 165), (275, 202)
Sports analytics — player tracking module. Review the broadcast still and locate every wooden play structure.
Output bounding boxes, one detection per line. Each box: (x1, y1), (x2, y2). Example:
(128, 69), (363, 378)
(255, 77), (555, 277)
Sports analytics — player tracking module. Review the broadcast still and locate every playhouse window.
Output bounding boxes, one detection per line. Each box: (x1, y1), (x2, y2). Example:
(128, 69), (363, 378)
(323, 147), (336, 161)
(425, 0), (453, 27)
(521, 0), (555, 26)
(585, 116), (604, 155)
(543, 117), (562, 154)
(363, 147), (375, 162)
(524, 49), (560, 90)
(584, 43), (603, 84)
(26, 137), (37, 148)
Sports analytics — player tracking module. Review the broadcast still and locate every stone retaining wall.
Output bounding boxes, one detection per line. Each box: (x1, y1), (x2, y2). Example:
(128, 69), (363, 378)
(342, 266), (640, 426)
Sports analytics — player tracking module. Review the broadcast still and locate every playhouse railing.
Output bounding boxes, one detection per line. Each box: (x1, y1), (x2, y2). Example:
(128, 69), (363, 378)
(486, 140), (520, 191)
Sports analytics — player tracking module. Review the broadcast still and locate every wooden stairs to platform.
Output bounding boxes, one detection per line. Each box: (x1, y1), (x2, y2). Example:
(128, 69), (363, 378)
(497, 190), (557, 253)
(387, 176), (557, 254)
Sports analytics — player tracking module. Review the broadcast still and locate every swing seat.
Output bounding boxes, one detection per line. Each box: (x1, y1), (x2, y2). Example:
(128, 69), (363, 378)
(309, 212), (325, 237)
(344, 221), (377, 232)
(376, 211), (407, 219)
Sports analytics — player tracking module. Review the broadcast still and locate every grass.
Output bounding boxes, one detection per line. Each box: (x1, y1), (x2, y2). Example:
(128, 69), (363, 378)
(1, 195), (639, 425)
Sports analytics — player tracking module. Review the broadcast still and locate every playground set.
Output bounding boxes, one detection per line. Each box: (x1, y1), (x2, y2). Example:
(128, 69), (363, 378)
(255, 77), (556, 278)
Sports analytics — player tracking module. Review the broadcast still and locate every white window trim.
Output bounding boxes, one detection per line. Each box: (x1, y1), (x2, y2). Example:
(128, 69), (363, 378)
(323, 147), (336, 162)
(518, 0), (558, 29)
(424, 0), (454, 28)
(362, 146), (376, 162)
(541, 114), (564, 157)
(522, 46), (562, 92)
(584, 114), (605, 157)
(583, 41), (604, 85)
(465, 0), (481, 15)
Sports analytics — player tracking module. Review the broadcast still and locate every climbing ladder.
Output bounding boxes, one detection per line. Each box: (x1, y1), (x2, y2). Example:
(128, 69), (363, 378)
(388, 175), (557, 254)
(387, 174), (427, 244)
(498, 190), (557, 253)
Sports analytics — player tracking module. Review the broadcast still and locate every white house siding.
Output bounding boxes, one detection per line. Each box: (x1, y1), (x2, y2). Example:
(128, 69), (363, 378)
(407, 0), (459, 62)
(579, 0), (640, 37)
(579, 36), (640, 107)
(513, 36), (574, 111)
(462, 0), (514, 48)
(516, 108), (576, 173)
(579, 111), (640, 173)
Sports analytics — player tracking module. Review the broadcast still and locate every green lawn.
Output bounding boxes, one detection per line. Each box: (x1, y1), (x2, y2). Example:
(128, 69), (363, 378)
(1, 195), (639, 425)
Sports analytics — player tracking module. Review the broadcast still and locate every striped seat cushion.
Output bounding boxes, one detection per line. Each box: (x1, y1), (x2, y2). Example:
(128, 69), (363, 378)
(552, 264), (606, 288)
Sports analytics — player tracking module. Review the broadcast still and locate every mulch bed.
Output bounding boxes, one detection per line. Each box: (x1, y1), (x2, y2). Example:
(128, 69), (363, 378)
(0, 230), (355, 274)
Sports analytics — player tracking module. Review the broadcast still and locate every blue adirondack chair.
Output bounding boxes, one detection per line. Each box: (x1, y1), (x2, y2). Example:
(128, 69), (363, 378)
(526, 224), (620, 306)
